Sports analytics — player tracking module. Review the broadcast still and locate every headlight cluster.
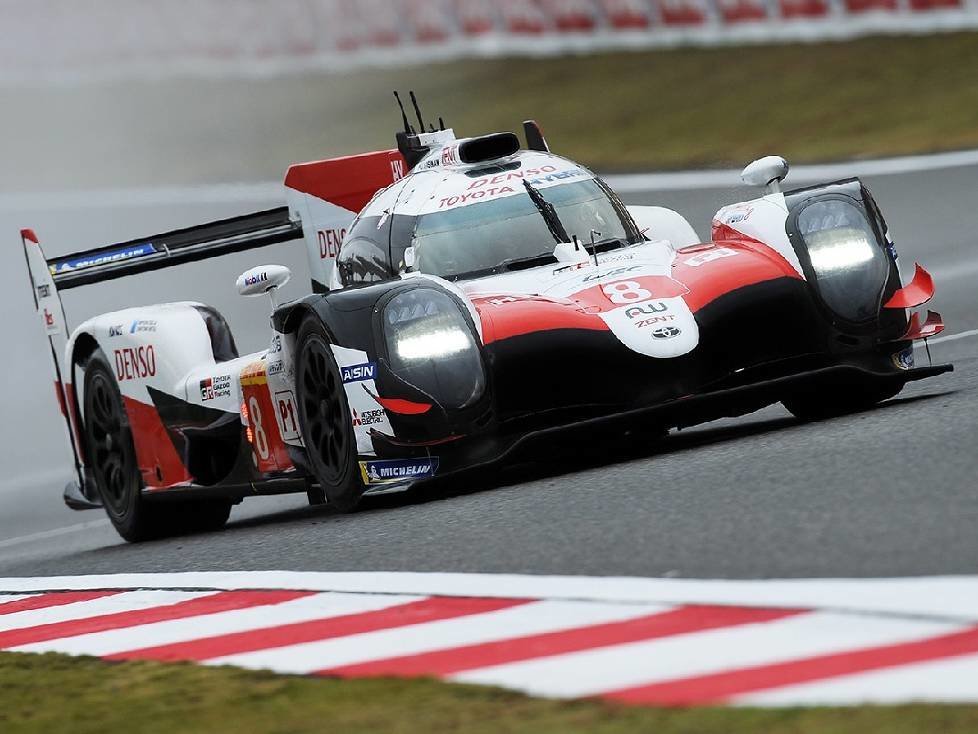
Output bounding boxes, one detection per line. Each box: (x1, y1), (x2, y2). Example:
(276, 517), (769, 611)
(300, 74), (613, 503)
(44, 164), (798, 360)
(383, 288), (485, 410)
(798, 200), (889, 323)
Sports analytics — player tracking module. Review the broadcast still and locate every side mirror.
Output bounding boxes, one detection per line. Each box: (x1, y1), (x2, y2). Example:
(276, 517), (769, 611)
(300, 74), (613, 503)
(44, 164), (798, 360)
(742, 156), (789, 194)
(236, 265), (291, 307)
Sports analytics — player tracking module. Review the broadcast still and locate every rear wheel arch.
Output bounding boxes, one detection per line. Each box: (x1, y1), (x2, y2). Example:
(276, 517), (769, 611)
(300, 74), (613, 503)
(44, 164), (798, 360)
(70, 332), (104, 466)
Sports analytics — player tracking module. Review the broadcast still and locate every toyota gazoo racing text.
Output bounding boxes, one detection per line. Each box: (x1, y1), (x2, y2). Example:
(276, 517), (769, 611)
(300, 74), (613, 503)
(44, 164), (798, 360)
(22, 102), (951, 541)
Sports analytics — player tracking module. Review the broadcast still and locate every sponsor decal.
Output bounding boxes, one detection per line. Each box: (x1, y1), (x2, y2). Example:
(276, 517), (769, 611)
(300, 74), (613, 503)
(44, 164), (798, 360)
(624, 302), (668, 319)
(892, 347), (914, 371)
(267, 360), (285, 376)
(359, 457), (440, 485)
(685, 247), (739, 268)
(390, 158), (406, 182)
(650, 326), (682, 340)
(341, 362), (377, 384)
(317, 228), (346, 260)
(438, 166), (586, 210)
(43, 308), (60, 335)
(108, 325), (124, 338)
(583, 265), (642, 283)
(467, 165), (558, 191)
(243, 272), (268, 287)
(129, 319), (157, 334)
(36, 284), (51, 299)
(886, 236), (899, 262)
(114, 346), (156, 381)
(352, 408), (386, 428)
(724, 206), (754, 225)
(439, 187), (516, 210)
(50, 243), (155, 275)
(635, 315), (676, 328)
(441, 145), (460, 166)
(200, 374), (233, 402)
(553, 261), (592, 275)
(270, 334), (283, 354)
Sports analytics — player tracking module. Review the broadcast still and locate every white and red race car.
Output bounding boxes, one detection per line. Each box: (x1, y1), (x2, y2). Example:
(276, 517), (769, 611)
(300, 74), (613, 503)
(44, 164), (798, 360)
(22, 104), (950, 541)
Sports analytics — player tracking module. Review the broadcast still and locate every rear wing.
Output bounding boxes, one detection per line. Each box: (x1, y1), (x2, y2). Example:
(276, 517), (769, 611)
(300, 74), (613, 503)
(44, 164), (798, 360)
(47, 207), (301, 291)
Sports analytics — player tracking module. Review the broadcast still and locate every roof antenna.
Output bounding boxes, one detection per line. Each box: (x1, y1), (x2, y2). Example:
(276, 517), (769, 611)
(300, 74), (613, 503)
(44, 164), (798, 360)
(409, 91), (426, 133)
(438, 117), (446, 131)
(393, 91), (411, 135)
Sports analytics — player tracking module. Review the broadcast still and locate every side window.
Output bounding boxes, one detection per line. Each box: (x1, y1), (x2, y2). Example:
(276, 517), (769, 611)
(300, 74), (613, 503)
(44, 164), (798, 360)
(337, 214), (394, 286)
(336, 237), (392, 285)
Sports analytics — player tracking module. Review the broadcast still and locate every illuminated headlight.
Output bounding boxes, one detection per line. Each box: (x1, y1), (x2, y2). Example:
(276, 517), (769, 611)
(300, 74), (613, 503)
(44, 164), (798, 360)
(384, 289), (485, 410)
(807, 229), (876, 273)
(798, 200), (889, 323)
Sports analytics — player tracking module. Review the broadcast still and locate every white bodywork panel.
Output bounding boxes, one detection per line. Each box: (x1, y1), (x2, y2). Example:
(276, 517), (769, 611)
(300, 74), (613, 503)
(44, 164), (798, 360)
(713, 193), (806, 279)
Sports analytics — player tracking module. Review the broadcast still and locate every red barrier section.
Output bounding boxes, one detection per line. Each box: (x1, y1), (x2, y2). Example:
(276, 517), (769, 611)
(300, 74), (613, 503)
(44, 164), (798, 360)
(658, 0), (710, 25)
(718, 0), (769, 22)
(600, 0), (655, 28)
(779, 0), (831, 19)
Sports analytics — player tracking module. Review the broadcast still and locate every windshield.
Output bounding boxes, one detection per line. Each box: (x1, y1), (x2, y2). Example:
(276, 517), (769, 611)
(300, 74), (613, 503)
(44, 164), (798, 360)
(411, 178), (640, 279)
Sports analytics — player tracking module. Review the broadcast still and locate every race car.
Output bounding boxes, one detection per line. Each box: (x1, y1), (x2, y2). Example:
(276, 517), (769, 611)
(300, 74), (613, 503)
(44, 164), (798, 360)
(22, 101), (952, 541)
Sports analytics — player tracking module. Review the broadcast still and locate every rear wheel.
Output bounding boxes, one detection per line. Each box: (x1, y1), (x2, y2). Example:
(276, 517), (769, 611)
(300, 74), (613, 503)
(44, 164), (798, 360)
(82, 350), (231, 542)
(294, 318), (364, 512)
(782, 382), (903, 422)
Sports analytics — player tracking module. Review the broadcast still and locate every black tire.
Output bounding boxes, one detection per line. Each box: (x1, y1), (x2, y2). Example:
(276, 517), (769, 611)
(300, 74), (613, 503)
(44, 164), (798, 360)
(782, 382), (904, 422)
(294, 317), (364, 512)
(81, 350), (231, 542)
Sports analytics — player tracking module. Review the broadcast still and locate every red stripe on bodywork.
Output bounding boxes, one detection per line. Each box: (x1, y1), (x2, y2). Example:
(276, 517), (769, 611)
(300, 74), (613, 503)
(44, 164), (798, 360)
(121, 395), (192, 490)
(0, 591), (120, 616)
(375, 397), (433, 415)
(109, 596), (531, 663)
(0, 590), (312, 649)
(321, 605), (804, 678)
(473, 295), (608, 344)
(674, 234), (803, 313)
(285, 149), (406, 212)
(604, 624), (978, 706)
(54, 381), (67, 417)
(885, 263), (935, 309)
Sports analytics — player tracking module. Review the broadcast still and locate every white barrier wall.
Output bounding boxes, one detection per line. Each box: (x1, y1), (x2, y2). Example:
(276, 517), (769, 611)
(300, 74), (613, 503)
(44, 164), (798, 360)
(2, 0), (978, 82)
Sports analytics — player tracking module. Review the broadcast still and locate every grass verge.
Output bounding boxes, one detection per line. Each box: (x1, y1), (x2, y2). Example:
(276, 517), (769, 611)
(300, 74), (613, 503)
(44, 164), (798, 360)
(4, 32), (978, 191)
(2, 651), (977, 734)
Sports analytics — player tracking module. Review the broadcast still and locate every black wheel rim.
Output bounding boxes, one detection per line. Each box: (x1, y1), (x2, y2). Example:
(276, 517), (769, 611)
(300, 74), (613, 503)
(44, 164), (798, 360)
(87, 372), (134, 515)
(298, 336), (349, 485)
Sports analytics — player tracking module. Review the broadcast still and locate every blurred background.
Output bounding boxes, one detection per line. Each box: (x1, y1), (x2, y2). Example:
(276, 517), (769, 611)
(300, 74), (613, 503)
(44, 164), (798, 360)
(2, 0), (977, 527)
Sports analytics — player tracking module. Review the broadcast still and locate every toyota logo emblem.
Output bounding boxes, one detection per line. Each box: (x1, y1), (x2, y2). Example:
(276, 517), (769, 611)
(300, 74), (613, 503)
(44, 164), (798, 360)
(651, 326), (682, 340)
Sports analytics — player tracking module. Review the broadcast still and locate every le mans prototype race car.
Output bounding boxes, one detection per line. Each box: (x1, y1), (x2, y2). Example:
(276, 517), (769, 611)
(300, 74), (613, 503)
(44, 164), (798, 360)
(23, 99), (952, 541)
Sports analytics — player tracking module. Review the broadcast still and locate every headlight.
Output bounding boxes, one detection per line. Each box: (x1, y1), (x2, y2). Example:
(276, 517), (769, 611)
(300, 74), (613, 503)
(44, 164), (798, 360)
(798, 200), (889, 323)
(383, 288), (485, 410)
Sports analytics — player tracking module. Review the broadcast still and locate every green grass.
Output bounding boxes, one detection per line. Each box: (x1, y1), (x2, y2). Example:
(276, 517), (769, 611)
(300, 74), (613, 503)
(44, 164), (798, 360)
(2, 651), (977, 734)
(4, 31), (978, 191)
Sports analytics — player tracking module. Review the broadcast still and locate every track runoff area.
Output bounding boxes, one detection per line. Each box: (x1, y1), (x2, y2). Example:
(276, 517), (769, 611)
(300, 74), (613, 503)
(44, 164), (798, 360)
(4, 150), (978, 709)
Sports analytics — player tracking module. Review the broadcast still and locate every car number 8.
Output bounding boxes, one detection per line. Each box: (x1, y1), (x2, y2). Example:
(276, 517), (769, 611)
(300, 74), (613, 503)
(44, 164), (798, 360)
(248, 396), (271, 460)
(603, 280), (651, 304)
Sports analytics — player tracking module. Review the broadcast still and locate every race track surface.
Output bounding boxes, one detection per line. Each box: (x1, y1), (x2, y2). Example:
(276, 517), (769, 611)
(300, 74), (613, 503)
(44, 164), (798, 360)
(1, 161), (975, 580)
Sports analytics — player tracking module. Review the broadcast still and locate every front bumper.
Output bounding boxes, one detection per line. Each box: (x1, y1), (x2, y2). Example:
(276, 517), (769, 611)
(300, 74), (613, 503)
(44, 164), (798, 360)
(377, 362), (952, 487)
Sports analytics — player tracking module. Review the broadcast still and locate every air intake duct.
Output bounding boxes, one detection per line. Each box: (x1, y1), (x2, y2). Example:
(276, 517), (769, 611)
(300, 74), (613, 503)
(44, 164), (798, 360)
(458, 133), (521, 164)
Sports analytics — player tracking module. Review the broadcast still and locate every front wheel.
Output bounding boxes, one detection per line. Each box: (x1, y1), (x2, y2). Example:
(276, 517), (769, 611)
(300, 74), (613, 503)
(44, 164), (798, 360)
(81, 350), (231, 542)
(782, 382), (904, 422)
(294, 317), (364, 512)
